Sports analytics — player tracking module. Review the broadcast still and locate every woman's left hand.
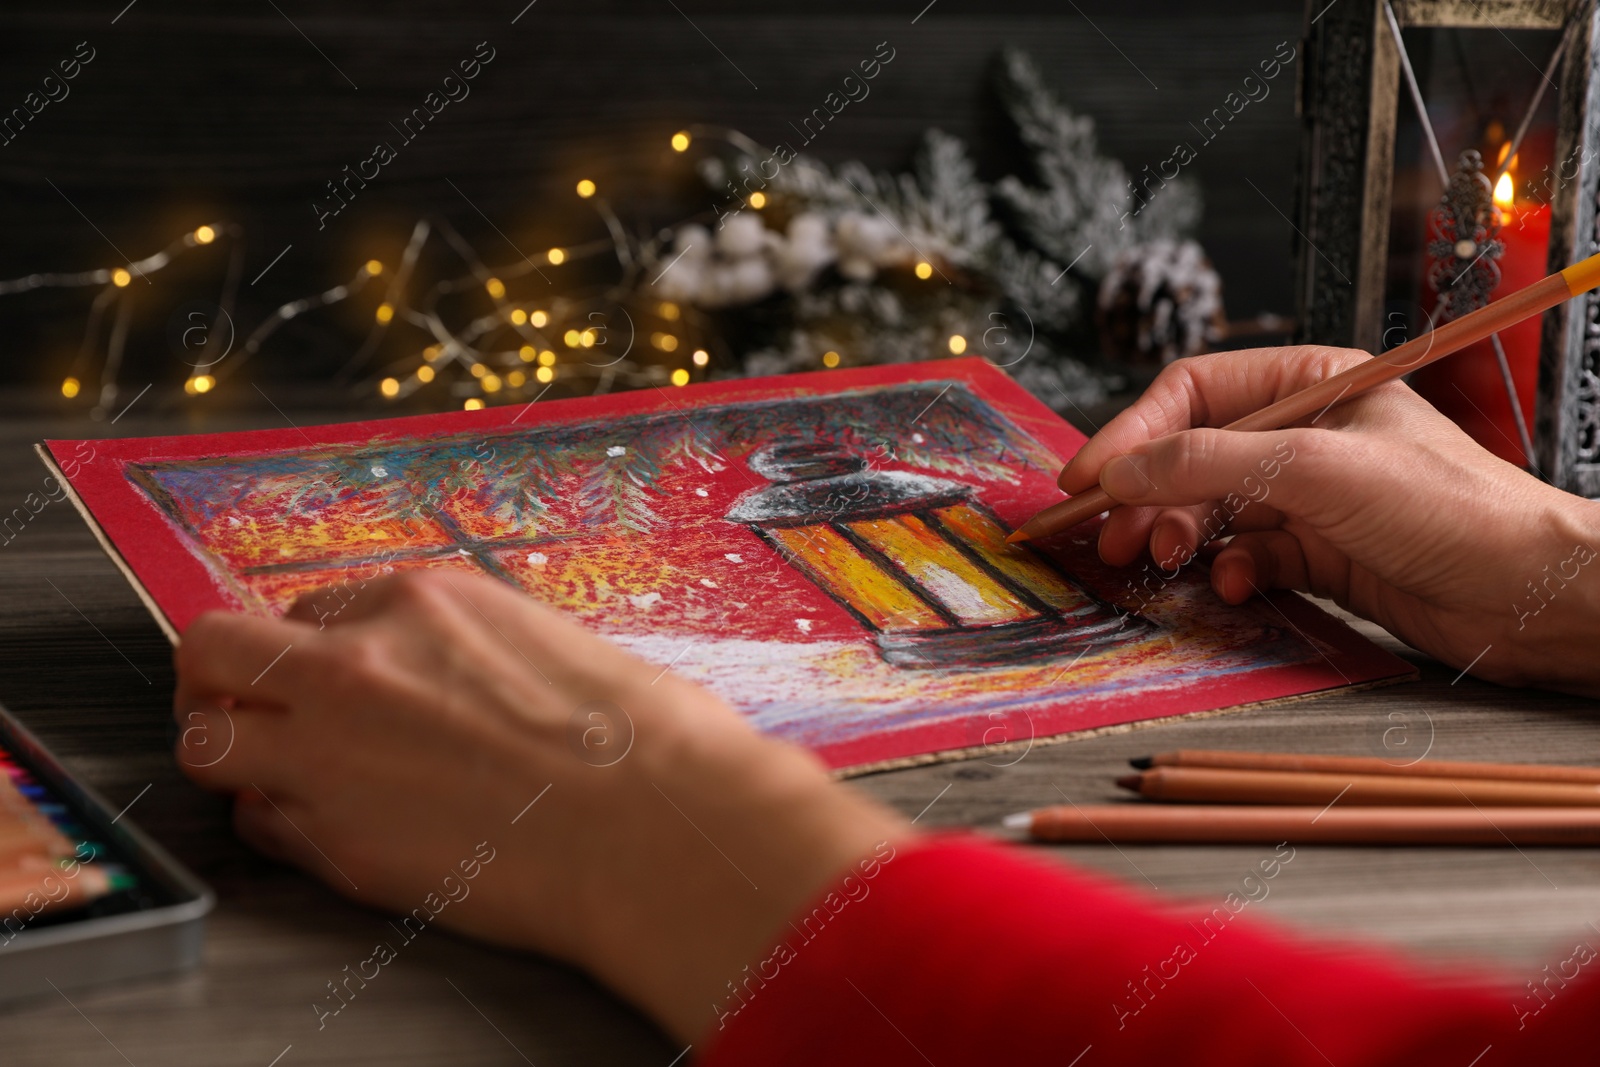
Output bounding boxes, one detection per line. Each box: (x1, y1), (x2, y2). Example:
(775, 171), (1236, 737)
(172, 569), (911, 1042)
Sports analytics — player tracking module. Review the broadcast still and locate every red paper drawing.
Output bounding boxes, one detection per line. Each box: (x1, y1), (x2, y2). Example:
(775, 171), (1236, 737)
(42, 359), (1412, 773)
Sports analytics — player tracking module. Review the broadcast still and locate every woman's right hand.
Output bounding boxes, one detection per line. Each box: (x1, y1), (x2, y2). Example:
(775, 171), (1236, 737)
(1056, 346), (1600, 695)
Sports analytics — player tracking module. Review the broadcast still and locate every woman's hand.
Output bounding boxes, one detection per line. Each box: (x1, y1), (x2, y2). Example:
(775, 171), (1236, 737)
(1057, 345), (1600, 695)
(173, 570), (911, 1042)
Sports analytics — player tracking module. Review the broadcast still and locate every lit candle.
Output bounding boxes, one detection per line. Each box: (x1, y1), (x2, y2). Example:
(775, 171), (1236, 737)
(1413, 159), (1550, 466)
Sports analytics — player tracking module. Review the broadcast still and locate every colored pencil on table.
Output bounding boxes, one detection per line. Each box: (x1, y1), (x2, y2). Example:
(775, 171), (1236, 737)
(1115, 767), (1600, 807)
(1006, 250), (1600, 543)
(1003, 805), (1600, 846)
(1130, 749), (1600, 784)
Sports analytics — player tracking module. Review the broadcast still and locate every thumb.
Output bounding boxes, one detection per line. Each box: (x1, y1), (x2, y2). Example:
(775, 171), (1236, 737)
(1099, 428), (1313, 515)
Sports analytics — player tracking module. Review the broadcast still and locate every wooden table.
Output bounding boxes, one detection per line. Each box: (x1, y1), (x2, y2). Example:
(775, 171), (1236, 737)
(2, 398), (1597, 1066)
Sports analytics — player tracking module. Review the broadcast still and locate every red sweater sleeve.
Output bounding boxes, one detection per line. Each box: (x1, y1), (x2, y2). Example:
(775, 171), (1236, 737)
(700, 834), (1597, 1066)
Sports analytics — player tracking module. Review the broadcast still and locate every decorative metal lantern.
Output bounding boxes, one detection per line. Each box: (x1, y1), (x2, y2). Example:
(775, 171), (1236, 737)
(1296, 0), (1600, 495)
(725, 443), (1149, 669)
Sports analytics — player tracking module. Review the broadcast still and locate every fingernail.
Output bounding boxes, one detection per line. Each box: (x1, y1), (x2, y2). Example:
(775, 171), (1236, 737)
(1101, 454), (1151, 500)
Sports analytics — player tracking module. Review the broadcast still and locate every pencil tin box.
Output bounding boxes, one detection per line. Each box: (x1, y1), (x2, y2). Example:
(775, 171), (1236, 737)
(0, 701), (212, 1001)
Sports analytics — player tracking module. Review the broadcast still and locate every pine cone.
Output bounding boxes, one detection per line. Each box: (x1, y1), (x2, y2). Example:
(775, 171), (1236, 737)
(1095, 239), (1225, 365)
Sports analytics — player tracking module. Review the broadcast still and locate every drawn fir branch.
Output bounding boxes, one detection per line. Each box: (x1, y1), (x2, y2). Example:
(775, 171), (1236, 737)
(660, 427), (728, 474)
(176, 382), (1057, 542)
(578, 445), (663, 532)
(482, 447), (566, 535)
(286, 454), (415, 522)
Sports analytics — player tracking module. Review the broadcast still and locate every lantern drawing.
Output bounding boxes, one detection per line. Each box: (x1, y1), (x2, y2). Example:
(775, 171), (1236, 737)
(725, 443), (1152, 669)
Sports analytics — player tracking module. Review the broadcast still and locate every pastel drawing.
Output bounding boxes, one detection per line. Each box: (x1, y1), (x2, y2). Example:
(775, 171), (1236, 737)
(48, 360), (1412, 772)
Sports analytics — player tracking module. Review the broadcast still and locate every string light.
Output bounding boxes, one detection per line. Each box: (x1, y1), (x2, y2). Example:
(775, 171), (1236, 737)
(913, 261), (933, 280)
(20, 207), (692, 411)
(947, 334), (967, 354)
(822, 350), (841, 368)
(11, 127), (784, 410)
(671, 368), (690, 386)
(464, 398), (484, 410)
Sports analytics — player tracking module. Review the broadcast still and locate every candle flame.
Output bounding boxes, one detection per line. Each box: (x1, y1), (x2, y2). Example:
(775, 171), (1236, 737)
(1494, 171), (1514, 208)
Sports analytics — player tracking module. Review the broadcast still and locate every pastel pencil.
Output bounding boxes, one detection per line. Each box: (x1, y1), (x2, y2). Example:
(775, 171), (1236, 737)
(0, 809), (74, 855)
(1133, 749), (1600, 785)
(1007, 250), (1600, 543)
(0, 842), (70, 873)
(1116, 767), (1600, 807)
(1004, 805), (1600, 845)
(0, 864), (112, 917)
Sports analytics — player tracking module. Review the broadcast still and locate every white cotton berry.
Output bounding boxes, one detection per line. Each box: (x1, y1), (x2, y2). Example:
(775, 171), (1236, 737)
(717, 213), (767, 258)
(675, 224), (711, 257)
(774, 212), (836, 291)
(834, 212), (906, 275)
(725, 257), (775, 303)
(651, 262), (692, 302)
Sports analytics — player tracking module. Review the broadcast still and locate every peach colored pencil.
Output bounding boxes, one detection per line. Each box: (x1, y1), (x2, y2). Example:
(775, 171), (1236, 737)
(1117, 767), (1600, 807)
(1007, 251), (1600, 543)
(1135, 749), (1600, 785)
(1005, 804), (1600, 845)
